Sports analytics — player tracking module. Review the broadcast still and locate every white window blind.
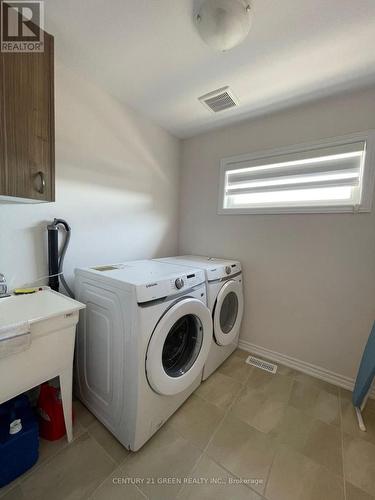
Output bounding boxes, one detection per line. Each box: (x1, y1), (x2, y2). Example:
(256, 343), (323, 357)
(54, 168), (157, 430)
(219, 132), (375, 214)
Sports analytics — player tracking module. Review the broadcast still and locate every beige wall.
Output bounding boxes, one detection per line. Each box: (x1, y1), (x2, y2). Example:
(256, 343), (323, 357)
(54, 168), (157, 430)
(0, 61), (180, 292)
(179, 86), (375, 380)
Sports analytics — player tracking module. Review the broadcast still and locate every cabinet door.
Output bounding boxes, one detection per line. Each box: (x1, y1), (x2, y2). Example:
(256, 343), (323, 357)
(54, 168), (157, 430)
(0, 54), (6, 195)
(1, 32), (55, 202)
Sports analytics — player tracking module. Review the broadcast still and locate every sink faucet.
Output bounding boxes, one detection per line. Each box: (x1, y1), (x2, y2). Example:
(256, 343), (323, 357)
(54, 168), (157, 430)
(0, 273), (8, 296)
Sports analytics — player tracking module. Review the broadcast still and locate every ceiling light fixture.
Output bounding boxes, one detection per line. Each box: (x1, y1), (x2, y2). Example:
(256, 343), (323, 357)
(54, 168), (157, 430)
(195, 0), (253, 52)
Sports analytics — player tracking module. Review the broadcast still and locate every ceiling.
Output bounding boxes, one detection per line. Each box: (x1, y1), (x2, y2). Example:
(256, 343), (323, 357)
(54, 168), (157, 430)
(44, 0), (375, 138)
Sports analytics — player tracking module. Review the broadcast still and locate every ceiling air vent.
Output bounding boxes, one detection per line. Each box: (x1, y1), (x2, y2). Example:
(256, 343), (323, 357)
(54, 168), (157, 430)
(199, 86), (238, 113)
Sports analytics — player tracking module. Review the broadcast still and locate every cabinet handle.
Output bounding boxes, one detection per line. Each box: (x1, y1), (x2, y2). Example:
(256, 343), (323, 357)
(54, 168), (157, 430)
(34, 171), (46, 194)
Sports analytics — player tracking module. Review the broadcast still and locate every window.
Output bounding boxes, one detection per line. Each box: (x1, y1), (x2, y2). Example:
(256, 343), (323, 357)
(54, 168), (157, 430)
(219, 131), (375, 214)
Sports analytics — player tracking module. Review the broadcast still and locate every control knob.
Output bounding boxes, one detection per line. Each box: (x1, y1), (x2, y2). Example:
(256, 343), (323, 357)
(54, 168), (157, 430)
(225, 266), (231, 275)
(175, 278), (184, 289)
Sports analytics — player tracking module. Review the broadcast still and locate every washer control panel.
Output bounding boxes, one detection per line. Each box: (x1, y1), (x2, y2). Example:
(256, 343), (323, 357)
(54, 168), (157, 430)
(137, 268), (205, 303)
(169, 270), (204, 293)
(175, 278), (184, 289)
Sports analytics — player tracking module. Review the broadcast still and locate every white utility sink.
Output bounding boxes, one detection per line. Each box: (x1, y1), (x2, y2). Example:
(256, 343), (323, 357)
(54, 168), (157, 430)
(0, 288), (83, 328)
(0, 288), (85, 442)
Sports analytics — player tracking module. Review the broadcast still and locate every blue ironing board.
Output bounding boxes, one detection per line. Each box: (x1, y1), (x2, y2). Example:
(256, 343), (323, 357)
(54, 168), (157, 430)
(352, 320), (375, 431)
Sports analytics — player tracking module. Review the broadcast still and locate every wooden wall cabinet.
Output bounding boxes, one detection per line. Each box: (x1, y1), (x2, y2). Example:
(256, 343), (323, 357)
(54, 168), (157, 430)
(0, 31), (55, 202)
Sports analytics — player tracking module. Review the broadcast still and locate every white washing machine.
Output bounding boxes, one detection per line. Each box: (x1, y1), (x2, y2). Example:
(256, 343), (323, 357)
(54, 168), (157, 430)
(74, 260), (212, 451)
(156, 256), (244, 380)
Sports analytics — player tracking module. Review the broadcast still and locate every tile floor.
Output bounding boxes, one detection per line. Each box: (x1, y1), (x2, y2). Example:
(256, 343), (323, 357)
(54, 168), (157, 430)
(1, 349), (375, 499)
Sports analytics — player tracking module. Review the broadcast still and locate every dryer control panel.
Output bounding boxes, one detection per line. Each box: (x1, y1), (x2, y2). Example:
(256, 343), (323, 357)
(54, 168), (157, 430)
(206, 261), (241, 282)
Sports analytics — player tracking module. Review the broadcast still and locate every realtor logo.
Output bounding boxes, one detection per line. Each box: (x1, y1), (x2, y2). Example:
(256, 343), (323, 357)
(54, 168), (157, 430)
(1, 1), (44, 52)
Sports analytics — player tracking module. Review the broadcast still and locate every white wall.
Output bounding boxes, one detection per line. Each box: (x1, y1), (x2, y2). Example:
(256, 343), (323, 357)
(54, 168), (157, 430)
(2, 55), (375, 384)
(0, 61), (180, 292)
(179, 86), (375, 380)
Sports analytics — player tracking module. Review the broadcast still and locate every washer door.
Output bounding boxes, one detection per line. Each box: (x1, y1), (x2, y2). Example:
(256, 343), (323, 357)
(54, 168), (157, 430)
(146, 298), (212, 396)
(213, 280), (243, 346)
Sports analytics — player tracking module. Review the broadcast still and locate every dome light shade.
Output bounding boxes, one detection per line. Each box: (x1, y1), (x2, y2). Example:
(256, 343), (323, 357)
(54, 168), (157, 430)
(195, 0), (252, 52)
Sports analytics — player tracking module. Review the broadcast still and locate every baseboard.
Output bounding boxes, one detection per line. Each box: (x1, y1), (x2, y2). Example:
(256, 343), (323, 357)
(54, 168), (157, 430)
(238, 339), (374, 398)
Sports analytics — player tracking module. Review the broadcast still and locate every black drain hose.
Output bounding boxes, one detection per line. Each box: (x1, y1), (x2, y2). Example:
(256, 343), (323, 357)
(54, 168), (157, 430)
(47, 218), (74, 298)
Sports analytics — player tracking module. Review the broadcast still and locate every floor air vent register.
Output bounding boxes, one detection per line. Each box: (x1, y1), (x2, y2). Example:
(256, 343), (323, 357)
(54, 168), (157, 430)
(246, 355), (278, 374)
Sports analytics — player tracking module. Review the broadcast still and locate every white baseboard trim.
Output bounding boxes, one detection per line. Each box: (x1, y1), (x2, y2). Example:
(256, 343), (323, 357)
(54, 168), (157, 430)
(238, 339), (373, 397)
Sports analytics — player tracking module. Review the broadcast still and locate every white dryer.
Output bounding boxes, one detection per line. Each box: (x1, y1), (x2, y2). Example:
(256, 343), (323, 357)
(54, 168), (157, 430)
(155, 256), (243, 380)
(74, 260), (212, 451)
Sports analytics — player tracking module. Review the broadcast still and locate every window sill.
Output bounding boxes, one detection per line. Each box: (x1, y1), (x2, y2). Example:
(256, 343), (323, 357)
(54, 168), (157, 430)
(217, 205), (371, 215)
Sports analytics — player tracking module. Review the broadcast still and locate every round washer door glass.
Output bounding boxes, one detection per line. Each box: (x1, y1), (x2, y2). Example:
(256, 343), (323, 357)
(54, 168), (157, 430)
(213, 280), (243, 346)
(146, 298), (212, 396)
(162, 314), (203, 378)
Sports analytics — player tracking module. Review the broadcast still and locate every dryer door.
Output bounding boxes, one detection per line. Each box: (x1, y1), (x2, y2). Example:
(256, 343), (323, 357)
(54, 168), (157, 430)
(213, 280), (243, 346)
(146, 298), (212, 396)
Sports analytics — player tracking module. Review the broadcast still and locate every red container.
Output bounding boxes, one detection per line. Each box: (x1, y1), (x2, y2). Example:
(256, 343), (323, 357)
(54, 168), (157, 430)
(37, 383), (73, 441)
